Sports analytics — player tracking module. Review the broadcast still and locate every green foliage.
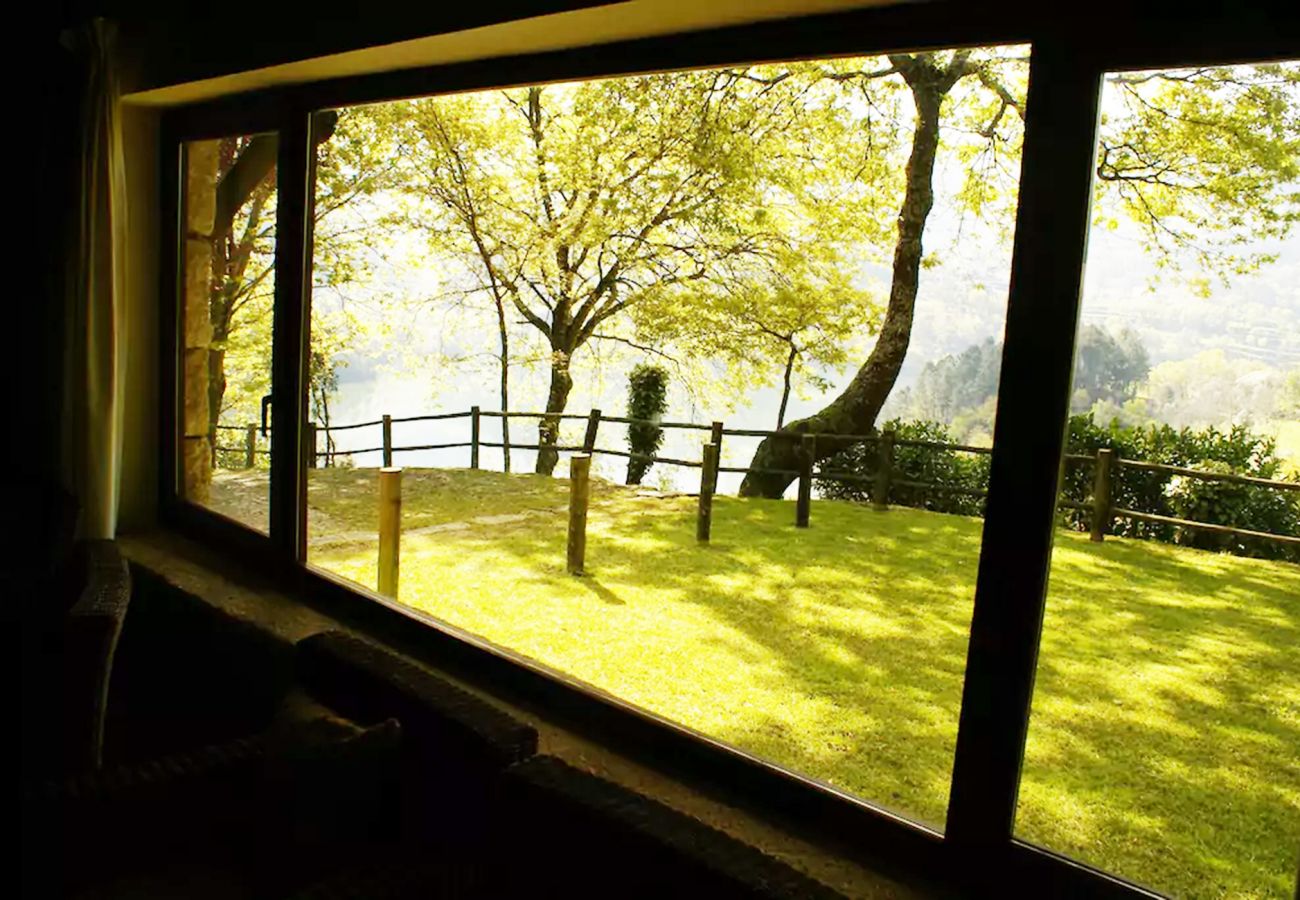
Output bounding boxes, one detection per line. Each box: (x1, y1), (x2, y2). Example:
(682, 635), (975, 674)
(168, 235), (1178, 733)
(816, 419), (991, 516)
(818, 412), (1297, 560)
(1061, 414), (1299, 561)
(893, 338), (1002, 426)
(625, 364), (669, 485)
(1095, 64), (1300, 287)
(1069, 325), (1150, 412)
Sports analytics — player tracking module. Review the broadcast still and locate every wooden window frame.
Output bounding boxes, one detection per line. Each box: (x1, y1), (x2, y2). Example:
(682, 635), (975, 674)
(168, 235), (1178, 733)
(156, 3), (1300, 896)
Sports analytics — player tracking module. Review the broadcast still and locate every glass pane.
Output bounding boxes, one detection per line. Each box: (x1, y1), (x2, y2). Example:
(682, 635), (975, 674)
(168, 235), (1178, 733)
(1017, 61), (1300, 898)
(303, 46), (1029, 827)
(179, 133), (278, 532)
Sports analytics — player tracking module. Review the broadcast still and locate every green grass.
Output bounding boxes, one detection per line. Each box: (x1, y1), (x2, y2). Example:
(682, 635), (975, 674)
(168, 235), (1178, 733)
(279, 467), (1298, 899)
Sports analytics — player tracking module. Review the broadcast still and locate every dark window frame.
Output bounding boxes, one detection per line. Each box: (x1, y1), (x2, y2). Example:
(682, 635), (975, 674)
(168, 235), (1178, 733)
(156, 4), (1300, 897)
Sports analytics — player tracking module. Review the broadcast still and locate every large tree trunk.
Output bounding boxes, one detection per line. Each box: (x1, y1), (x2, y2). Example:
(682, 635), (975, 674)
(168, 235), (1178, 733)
(535, 349), (574, 475)
(739, 67), (945, 497)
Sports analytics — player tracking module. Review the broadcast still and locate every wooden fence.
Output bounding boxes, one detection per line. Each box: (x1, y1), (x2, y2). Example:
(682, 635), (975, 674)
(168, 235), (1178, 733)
(218, 408), (1300, 558)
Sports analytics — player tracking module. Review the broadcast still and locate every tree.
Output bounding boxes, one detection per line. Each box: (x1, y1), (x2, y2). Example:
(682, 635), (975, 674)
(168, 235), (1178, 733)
(202, 112), (384, 448)
(894, 337), (1003, 425)
(383, 68), (890, 473)
(739, 58), (1300, 496)
(1069, 325), (1150, 412)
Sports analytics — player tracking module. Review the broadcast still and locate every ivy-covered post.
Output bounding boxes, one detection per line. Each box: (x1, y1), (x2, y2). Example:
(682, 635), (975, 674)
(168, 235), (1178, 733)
(625, 364), (669, 485)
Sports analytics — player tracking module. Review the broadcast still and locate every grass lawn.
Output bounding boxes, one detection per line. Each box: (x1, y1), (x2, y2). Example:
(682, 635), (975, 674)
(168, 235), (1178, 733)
(219, 466), (1298, 898)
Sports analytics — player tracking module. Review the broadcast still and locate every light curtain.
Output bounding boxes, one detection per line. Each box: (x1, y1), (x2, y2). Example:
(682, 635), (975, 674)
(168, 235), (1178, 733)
(62, 19), (127, 539)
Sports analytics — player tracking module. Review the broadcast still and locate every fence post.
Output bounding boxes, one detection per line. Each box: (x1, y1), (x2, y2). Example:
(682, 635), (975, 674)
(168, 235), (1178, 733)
(470, 406), (481, 469)
(1091, 448), (1115, 542)
(698, 442), (718, 542)
(377, 467), (402, 597)
(244, 424), (257, 469)
(567, 454), (592, 575)
(873, 429), (895, 511)
(710, 421), (724, 492)
(796, 434), (814, 528)
(305, 423), (317, 469)
(583, 408), (603, 453)
(382, 414), (393, 467)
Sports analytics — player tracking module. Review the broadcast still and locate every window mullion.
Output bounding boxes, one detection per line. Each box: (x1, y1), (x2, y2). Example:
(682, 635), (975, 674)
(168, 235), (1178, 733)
(944, 41), (1104, 871)
(269, 112), (312, 559)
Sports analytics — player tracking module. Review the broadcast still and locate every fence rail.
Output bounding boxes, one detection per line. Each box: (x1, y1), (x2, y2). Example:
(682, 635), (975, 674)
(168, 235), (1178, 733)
(214, 406), (1299, 549)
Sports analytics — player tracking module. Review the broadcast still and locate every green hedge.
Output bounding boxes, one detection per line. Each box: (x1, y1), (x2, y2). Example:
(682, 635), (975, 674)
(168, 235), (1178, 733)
(816, 415), (1299, 562)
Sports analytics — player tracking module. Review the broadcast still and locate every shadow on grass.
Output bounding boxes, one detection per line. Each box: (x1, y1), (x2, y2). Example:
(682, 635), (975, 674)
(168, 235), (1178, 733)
(304, 471), (1298, 899)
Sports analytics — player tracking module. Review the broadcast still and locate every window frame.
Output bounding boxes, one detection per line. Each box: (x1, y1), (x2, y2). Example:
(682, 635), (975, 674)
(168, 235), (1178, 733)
(156, 4), (1300, 897)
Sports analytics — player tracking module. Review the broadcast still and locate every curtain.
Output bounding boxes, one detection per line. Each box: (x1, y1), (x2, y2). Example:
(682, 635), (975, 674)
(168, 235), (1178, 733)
(62, 19), (127, 540)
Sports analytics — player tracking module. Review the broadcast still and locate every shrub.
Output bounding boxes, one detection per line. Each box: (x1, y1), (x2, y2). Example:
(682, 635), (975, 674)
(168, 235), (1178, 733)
(819, 412), (1298, 561)
(625, 364), (669, 485)
(816, 419), (990, 516)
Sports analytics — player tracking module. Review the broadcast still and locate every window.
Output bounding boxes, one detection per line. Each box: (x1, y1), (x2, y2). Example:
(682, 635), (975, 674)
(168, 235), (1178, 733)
(160, 8), (1300, 896)
(178, 133), (279, 534)
(301, 47), (1029, 829)
(1015, 61), (1300, 899)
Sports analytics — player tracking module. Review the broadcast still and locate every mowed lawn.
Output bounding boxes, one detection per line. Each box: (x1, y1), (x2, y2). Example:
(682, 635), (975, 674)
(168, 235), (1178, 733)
(243, 466), (1299, 899)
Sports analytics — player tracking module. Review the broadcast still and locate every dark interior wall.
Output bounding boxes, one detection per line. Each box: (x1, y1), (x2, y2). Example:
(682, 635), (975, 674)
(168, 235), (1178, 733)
(15, 1), (84, 484)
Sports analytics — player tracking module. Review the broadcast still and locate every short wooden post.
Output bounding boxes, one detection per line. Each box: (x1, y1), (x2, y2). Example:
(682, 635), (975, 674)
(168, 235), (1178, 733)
(567, 454), (592, 575)
(377, 467), (402, 597)
(1091, 448), (1115, 542)
(873, 429), (895, 511)
(796, 434), (814, 528)
(382, 414), (393, 467)
(583, 408), (603, 453)
(244, 424), (257, 469)
(305, 423), (317, 469)
(698, 442), (718, 543)
(470, 406), (481, 469)
(710, 421), (724, 492)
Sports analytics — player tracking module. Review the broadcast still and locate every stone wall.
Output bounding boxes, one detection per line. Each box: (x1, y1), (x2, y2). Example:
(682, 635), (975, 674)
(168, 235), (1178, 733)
(182, 140), (218, 503)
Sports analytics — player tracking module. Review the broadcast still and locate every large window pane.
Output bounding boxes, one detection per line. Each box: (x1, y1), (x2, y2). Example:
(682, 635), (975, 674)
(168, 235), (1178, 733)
(300, 47), (1029, 826)
(1016, 62), (1300, 898)
(179, 133), (278, 532)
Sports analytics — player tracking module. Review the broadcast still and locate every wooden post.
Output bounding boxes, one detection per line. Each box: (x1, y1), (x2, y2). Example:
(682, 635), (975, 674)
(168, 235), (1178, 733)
(873, 429), (895, 511)
(567, 454), (592, 575)
(710, 421), (724, 492)
(1090, 448), (1115, 542)
(796, 434), (814, 528)
(305, 423), (317, 469)
(583, 408), (603, 453)
(470, 406), (481, 469)
(244, 424), (257, 469)
(698, 442), (718, 543)
(382, 414), (393, 467)
(377, 467), (402, 597)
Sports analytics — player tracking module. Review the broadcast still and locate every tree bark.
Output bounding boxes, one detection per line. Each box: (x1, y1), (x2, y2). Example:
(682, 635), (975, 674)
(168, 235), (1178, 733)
(739, 59), (949, 497)
(777, 343), (797, 429)
(536, 348), (574, 475)
(495, 296), (512, 472)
